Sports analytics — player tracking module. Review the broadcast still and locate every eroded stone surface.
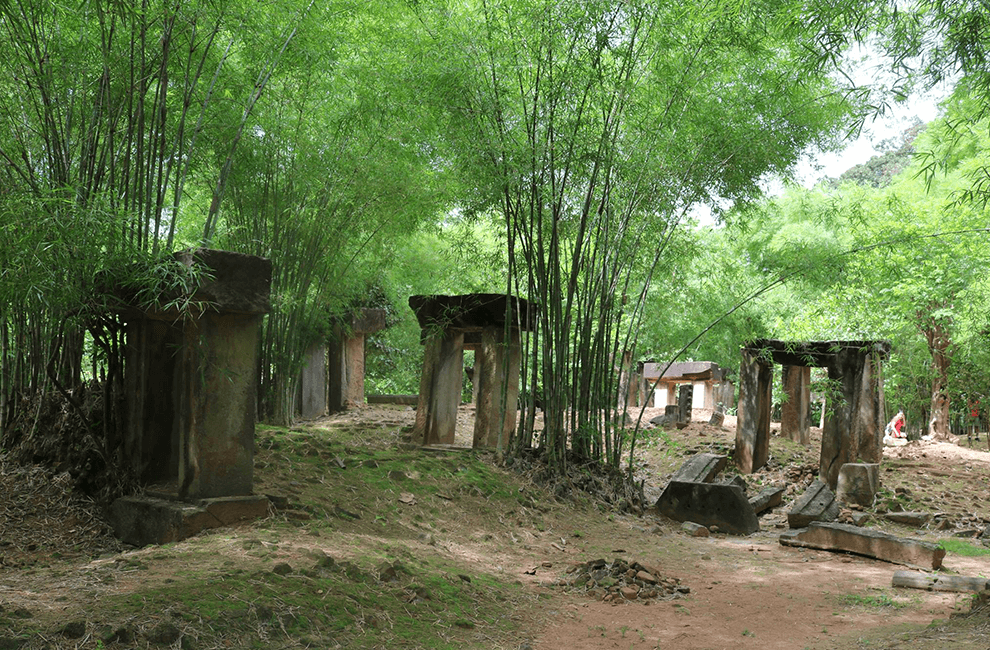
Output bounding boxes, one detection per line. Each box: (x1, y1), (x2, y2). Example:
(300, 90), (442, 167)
(780, 521), (946, 569)
(788, 480), (840, 528)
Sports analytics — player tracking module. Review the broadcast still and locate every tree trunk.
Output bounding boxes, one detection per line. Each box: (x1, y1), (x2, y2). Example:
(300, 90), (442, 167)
(921, 315), (952, 440)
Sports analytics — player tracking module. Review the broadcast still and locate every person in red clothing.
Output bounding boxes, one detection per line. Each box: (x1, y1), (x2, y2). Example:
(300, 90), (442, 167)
(885, 410), (906, 439)
(968, 397), (980, 443)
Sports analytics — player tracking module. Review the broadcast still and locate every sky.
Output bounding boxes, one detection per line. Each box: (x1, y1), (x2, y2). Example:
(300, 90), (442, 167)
(796, 89), (945, 187)
(796, 44), (953, 187)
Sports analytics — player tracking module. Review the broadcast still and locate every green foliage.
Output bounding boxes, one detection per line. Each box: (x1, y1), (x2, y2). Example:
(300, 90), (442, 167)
(411, 0), (858, 474)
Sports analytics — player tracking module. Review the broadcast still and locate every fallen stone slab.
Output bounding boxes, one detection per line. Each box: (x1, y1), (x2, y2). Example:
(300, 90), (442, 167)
(657, 481), (759, 535)
(749, 486), (785, 514)
(779, 521), (946, 570)
(892, 571), (990, 593)
(670, 453), (728, 484)
(788, 479), (840, 528)
(884, 511), (931, 527)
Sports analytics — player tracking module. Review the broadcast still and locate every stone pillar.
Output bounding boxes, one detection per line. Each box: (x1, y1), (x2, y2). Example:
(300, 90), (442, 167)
(473, 327), (521, 449)
(820, 347), (886, 489)
(412, 331), (465, 445)
(176, 311), (260, 498)
(328, 309), (387, 411)
(123, 318), (181, 485)
(780, 365), (811, 446)
(297, 343), (327, 419)
(617, 349), (634, 410)
(736, 348), (772, 473)
(119, 249), (271, 499)
(717, 380), (735, 411)
(677, 384), (693, 425)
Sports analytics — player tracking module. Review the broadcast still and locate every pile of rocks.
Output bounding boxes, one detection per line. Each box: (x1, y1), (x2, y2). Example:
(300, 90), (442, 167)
(554, 557), (689, 603)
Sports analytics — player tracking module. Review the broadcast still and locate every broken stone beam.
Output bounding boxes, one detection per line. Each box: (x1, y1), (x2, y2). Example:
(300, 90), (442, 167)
(670, 453), (728, 484)
(748, 486), (785, 514)
(892, 571), (990, 593)
(656, 481), (760, 535)
(787, 479), (840, 528)
(779, 522), (946, 570)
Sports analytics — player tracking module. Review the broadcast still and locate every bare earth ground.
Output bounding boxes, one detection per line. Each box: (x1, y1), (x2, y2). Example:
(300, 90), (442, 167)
(3, 404), (990, 649)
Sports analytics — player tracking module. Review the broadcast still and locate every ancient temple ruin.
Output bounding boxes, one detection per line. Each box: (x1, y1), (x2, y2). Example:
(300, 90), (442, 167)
(296, 308), (388, 418)
(641, 361), (734, 411)
(408, 293), (537, 449)
(110, 249), (272, 544)
(735, 339), (890, 489)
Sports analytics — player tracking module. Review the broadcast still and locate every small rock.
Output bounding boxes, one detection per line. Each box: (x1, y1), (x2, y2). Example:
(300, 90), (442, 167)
(147, 622), (181, 645)
(680, 521), (710, 538)
(272, 562), (293, 576)
(60, 621), (86, 639)
(635, 570), (657, 584)
(850, 511), (871, 526)
(105, 626), (136, 644)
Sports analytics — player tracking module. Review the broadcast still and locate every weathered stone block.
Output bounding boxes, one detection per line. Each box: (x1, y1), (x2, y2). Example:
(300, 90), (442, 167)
(780, 521), (946, 569)
(884, 511), (931, 527)
(111, 495), (270, 547)
(749, 486), (785, 514)
(670, 453), (728, 484)
(657, 481), (759, 535)
(835, 463), (880, 507)
(788, 479), (840, 528)
(680, 521), (711, 537)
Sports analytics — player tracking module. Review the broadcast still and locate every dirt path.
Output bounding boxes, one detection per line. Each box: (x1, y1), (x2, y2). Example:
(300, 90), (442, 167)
(401, 403), (990, 649)
(4, 403), (990, 649)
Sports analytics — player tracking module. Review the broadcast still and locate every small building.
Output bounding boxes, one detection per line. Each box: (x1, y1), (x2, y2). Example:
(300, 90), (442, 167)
(641, 361), (734, 411)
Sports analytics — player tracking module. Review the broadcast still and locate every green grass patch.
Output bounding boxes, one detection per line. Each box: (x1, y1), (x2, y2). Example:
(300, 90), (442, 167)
(87, 552), (529, 649)
(938, 538), (990, 557)
(838, 592), (905, 609)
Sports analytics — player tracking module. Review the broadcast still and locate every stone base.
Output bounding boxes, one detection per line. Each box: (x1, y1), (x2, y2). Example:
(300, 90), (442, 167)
(111, 495), (271, 547)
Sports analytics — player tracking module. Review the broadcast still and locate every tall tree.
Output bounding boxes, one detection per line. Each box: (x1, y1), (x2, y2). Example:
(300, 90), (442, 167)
(413, 0), (858, 479)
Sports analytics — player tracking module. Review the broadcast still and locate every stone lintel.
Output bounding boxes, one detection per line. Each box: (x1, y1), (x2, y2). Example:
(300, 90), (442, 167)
(743, 339), (891, 368)
(892, 571), (990, 593)
(780, 522), (946, 570)
(409, 293), (538, 333)
(173, 248), (272, 315)
(349, 308), (387, 335)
